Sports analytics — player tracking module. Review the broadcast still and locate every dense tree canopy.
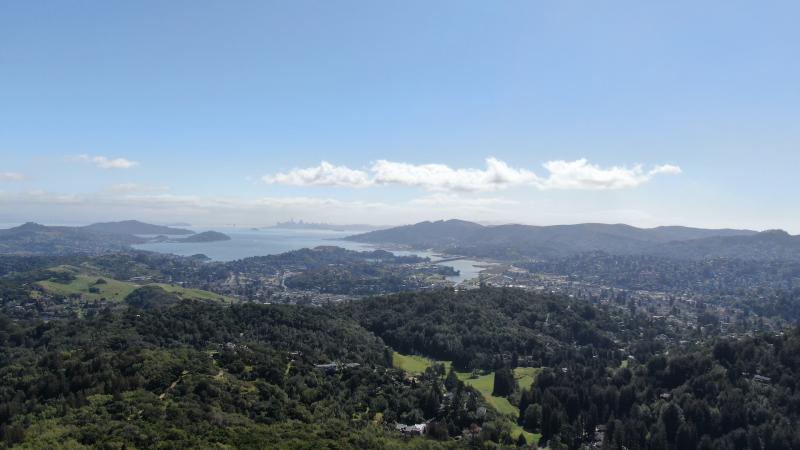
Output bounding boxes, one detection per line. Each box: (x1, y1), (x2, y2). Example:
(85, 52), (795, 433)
(342, 288), (623, 370)
(1, 250), (799, 449)
(0, 297), (520, 448)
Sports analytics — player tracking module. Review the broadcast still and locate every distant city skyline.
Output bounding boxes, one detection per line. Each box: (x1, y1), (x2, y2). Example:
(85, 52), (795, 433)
(2, 1), (799, 232)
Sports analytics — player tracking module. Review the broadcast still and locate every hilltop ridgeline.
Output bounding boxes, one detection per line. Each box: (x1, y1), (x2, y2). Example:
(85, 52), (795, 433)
(84, 220), (194, 235)
(346, 219), (800, 261)
(0, 221), (229, 255)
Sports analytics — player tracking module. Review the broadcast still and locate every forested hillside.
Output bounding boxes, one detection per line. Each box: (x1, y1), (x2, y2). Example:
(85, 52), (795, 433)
(521, 329), (800, 450)
(341, 289), (627, 370)
(0, 296), (512, 448)
(1, 270), (798, 449)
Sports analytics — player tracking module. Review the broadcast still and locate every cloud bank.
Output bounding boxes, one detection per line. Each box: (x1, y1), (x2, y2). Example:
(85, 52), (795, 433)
(75, 154), (139, 169)
(263, 157), (681, 191)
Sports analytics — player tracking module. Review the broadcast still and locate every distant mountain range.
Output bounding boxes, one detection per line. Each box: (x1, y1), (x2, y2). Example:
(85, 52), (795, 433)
(4, 218), (797, 261)
(0, 221), (229, 255)
(345, 219), (800, 261)
(0, 222), (146, 255)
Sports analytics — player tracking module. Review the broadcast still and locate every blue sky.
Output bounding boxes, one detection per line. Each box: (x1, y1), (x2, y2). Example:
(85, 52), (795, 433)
(1, 1), (798, 231)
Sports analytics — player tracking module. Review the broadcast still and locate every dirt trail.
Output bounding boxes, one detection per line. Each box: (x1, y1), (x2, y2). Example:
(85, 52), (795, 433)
(159, 370), (189, 400)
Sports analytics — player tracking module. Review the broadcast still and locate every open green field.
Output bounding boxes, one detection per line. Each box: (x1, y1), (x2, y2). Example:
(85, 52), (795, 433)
(156, 284), (235, 302)
(458, 371), (519, 416)
(510, 423), (539, 446)
(392, 352), (541, 443)
(38, 274), (137, 301)
(457, 368), (539, 414)
(391, 352), (452, 374)
(514, 367), (540, 391)
(36, 267), (236, 303)
(458, 367), (541, 444)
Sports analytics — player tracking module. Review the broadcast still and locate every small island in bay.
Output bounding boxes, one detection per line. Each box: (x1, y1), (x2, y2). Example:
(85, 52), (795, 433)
(177, 231), (231, 243)
(145, 231), (231, 244)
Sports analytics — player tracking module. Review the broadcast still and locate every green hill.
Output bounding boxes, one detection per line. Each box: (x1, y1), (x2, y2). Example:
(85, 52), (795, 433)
(36, 266), (236, 303)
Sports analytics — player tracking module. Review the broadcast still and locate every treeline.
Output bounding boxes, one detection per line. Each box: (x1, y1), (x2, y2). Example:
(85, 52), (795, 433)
(285, 263), (456, 295)
(518, 329), (800, 449)
(521, 252), (800, 299)
(341, 288), (631, 370)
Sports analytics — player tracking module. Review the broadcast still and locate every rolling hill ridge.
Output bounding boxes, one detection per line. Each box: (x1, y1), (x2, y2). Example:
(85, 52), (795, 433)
(345, 219), (799, 261)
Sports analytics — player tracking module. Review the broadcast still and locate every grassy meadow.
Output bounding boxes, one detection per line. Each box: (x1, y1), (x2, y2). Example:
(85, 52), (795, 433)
(392, 352), (541, 443)
(36, 265), (236, 303)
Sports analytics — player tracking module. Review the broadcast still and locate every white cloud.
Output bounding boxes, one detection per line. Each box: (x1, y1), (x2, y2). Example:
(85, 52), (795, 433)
(539, 159), (683, 190)
(649, 164), (683, 176)
(371, 157), (539, 191)
(263, 157), (681, 192)
(263, 161), (371, 187)
(75, 154), (139, 169)
(0, 172), (25, 181)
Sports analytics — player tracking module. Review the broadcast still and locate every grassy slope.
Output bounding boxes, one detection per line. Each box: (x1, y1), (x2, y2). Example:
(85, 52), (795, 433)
(156, 284), (235, 303)
(38, 274), (136, 301)
(510, 367), (540, 443)
(392, 352), (540, 443)
(456, 369), (540, 442)
(392, 352), (450, 374)
(457, 372), (517, 415)
(36, 266), (236, 303)
(514, 367), (539, 392)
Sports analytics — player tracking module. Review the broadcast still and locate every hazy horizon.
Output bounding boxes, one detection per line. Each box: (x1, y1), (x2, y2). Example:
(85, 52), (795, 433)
(0, 217), (782, 235)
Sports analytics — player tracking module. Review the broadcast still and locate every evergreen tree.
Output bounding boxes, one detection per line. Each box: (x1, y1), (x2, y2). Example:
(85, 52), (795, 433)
(523, 404), (542, 431)
(661, 403), (683, 443)
(675, 422), (698, 450)
(493, 367), (516, 396)
(444, 367), (459, 391)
